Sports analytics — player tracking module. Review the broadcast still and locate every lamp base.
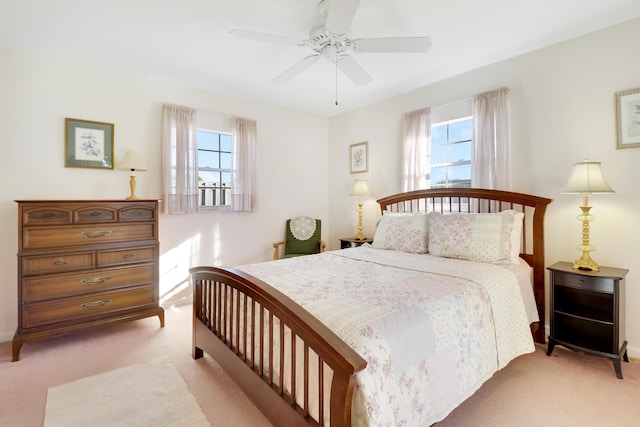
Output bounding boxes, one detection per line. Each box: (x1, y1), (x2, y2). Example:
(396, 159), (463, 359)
(353, 201), (366, 241)
(572, 201), (599, 271)
(126, 175), (139, 200)
(573, 251), (599, 271)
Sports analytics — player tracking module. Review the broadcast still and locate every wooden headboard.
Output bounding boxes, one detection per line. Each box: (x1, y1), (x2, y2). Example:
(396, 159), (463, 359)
(377, 188), (552, 343)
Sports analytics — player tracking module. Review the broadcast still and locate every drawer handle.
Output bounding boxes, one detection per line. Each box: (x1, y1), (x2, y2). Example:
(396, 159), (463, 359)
(123, 253), (135, 259)
(53, 259), (67, 266)
(81, 276), (111, 285)
(43, 213), (56, 219)
(81, 299), (111, 309)
(89, 211), (103, 217)
(578, 279), (584, 285)
(81, 230), (112, 238)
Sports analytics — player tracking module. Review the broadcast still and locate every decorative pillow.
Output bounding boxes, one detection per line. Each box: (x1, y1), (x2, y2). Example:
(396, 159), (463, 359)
(427, 210), (524, 265)
(372, 212), (429, 253)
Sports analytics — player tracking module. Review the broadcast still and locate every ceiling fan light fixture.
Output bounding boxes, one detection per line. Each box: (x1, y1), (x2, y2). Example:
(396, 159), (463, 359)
(323, 45), (338, 61)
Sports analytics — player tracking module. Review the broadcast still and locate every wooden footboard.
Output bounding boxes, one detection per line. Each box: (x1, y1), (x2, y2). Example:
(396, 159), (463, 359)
(190, 265), (367, 427)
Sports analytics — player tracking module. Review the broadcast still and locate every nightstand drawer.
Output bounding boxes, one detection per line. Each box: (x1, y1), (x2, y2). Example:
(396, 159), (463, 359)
(553, 271), (613, 293)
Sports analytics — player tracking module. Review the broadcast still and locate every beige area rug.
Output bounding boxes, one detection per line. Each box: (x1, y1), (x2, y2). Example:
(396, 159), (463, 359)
(44, 356), (210, 427)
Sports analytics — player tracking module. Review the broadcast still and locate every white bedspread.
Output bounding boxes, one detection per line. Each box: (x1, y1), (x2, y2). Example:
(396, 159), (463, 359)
(238, 245), (534, 426)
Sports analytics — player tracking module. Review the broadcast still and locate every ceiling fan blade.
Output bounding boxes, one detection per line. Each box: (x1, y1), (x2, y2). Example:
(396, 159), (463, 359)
(338, 55), (372, 86)
(230, 29), (301, 46)
(325, 0), (361, 35)
(272, 55), (319, 84)
(354, 37), (432, 53)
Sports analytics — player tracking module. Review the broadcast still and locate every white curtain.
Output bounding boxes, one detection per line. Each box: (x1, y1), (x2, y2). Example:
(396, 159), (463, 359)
(402, 108), (431, 191)
(230, 117), (257, 212)
(472, 87), (511, 190)
(161, 104), (198, 214)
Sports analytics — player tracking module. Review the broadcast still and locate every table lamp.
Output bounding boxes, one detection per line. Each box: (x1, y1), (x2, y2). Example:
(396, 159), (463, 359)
(350, 179), (371, 240)
(562, 160), (614, 271)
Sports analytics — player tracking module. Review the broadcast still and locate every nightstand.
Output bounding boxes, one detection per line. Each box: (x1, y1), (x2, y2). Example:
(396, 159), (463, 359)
(339, 237), (373, 249)
(546, 261), (629, 379)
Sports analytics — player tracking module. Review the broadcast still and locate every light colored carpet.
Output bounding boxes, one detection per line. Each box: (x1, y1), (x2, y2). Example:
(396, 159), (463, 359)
(44, 356), (210, 427)
(2, 305), (638, 426)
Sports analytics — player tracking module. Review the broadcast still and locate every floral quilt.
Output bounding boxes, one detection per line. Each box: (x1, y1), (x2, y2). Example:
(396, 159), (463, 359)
(238, 245), (534, 426)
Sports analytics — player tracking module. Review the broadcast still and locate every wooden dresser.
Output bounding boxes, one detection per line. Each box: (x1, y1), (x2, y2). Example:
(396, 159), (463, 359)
(12, 200), (164, 361)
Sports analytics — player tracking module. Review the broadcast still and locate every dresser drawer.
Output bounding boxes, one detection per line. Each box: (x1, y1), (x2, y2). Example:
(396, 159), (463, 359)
(22, 264), (155, 302)
(553, 271), (614, 293)
(22, 207), (73, 226)
(21, 252), (95, 276)
(97, 246), (156, 267)
(74, 207), (117, 223)
(22, 223), (156, 251)
(22, 286), (156, 328)
(119, 205), (156, 222)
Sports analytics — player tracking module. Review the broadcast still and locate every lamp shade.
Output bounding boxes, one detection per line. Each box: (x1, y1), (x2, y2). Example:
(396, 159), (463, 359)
(562, 160), (613, 194)
(118, 151), (147, 171)
(350, 180), (371, 197)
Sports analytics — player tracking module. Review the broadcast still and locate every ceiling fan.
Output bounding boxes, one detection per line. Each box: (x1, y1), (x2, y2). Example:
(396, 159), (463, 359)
(230, 0), (431, 87)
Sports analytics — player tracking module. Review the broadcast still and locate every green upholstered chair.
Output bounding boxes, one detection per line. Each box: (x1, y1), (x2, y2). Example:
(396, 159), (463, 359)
(273, 217), (326, 260)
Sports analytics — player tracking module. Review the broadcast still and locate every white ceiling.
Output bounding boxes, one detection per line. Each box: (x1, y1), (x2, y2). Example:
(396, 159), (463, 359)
(1, 0), (640, 117)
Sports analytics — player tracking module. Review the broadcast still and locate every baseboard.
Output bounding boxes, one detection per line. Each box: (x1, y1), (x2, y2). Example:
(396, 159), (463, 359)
(0, 331), (14, 343)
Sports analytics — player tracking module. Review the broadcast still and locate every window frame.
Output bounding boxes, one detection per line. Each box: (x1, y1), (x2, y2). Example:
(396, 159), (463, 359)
(429, 116), (473, 189)
(196, 128), (233, 212)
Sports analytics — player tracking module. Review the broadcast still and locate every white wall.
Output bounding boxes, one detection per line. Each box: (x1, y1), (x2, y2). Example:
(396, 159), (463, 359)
(328, 18), (640, 357)
(0, 47), (330, 341)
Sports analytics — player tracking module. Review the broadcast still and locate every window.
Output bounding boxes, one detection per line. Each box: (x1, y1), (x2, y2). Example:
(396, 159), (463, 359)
(430, 117), (472, 188)
(197, 130), (232, 210)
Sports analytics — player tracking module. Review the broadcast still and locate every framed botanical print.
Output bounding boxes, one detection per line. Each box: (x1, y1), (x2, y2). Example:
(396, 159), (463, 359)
(616, 88), (640, 149)
(65, 118), (114, 169)
(349, 141), (368, 174)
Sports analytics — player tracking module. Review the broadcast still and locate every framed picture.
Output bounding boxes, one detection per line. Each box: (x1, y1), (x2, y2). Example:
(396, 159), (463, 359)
(349, 141), (368, 174)
(615, 88), (640, 149)
(65, 118), (114, 169)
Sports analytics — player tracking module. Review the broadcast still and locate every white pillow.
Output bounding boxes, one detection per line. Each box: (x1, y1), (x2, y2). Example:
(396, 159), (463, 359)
(427, 210), (524, 265)
(372, 212), (429, 254)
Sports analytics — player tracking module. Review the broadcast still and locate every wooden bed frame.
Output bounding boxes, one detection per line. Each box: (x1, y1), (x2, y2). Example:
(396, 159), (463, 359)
(190, 188), (552, 427)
